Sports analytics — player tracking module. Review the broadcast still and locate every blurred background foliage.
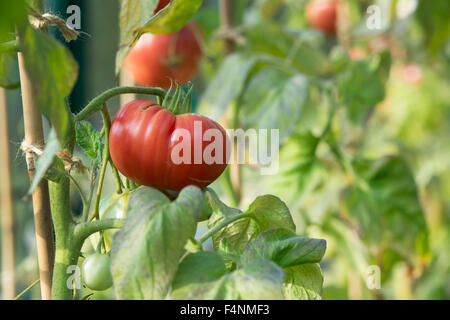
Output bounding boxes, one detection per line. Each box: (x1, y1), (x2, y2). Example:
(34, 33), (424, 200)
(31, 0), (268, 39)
(1, 0), (449, 299)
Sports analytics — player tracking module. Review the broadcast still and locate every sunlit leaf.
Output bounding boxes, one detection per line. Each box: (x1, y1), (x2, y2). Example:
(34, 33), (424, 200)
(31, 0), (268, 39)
(238, 228), (326, 269)
(198, 53), (261, 121)
(170, 253), (285, 300)
(274, 131), (320, 196)
(337, 51), (391, 123)
(245, 23), (330, 76)
(240, 67), (309, 141)
(208, 194), (296, 251)
(75, 120), (103, 167)
(344, 156), (429, 260)
(283, 263), (323, 300)
(135, 0), (203, 36)
(111, 186), (202, 299)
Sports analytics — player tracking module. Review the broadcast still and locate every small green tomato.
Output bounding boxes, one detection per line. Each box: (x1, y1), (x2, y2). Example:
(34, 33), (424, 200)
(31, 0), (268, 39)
(81, 253), (113, 291)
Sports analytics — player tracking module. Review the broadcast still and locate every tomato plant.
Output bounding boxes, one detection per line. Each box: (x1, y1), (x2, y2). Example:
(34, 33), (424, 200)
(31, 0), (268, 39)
(109, 98), (229, 191)
(123, 21), (203, 89)
(1, 0), (449, 304)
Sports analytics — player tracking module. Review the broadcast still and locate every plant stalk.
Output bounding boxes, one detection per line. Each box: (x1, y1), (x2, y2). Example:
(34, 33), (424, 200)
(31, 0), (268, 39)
(49, 176), (76, 300)
(199, 213), (251, 244)
(74, 86), (165, 122)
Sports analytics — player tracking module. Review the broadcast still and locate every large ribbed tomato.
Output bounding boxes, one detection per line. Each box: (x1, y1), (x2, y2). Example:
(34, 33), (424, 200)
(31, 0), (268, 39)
(109, 100), (229, 192)
(123, 21), (203, 89)
(306, 0), (337, 35)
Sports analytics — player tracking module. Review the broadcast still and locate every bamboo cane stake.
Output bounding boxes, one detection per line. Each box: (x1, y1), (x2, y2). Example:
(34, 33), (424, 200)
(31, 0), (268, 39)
(17, 51), (54, 300)
(0, 88), (16, 299)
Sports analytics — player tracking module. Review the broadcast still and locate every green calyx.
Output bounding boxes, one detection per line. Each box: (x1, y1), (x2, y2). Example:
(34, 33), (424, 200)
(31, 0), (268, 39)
(161, 82), (194, 115)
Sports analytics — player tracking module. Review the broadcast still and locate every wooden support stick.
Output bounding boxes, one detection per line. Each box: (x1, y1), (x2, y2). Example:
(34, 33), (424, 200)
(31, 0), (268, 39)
(0, 88), (16, 299)
(17, 51), (55, 300)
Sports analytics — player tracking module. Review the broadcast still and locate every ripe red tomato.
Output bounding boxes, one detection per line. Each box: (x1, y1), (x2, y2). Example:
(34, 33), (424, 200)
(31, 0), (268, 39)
(306, 0), (337, 35)
(154, 0), (170, 14)
(123, 21), (203, 89)
(109, 100), (229, 192)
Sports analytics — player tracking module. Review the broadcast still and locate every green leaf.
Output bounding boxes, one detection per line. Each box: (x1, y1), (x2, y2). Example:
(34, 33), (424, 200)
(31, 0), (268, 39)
(0, 52), (20, 89)
(231, 259), (285, 300)
(283, 264), (323, 300)
(0, 0), (26, 43)
(205, 189), (242, 219)
(28, 129), (61, 194)
(110, 186), (202, 299)
(18, 25), (78, 143)
(239, 229), (326, 269)
(244, 23), (330, 76)
(344, 156), (429, 260)
(75, 120), (103, 166)
(135, 0), (203, 35)
(217, 238), (242, 271)
(116, 0), (159, 73)
(274, 131), (320, 197)
(240, 68), (309, 141)
(208, 195), (296, 251)
(198, 53), (261, 121)
(170, 254), (285, 300)
(337, 51), (391, 123)
(416, 0), (450, 54)
(171, 251), (229, 291)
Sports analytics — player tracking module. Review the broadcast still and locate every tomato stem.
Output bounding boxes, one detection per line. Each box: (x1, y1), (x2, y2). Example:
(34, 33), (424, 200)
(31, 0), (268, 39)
(74, 86), (166, 121)
(88, 106), (114, 221)
(198, 213), (252, 244)
(14, 279), (40, 300)
(101, 106), (123, 194)
(73, 219), (125, 248)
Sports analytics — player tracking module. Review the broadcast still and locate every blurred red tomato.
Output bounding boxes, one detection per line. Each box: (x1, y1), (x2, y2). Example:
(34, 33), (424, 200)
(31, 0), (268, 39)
(124, 21), (203, 89)
(306, 0), (337, 35)
(349, 47), (367, 61)
(402, 64), (423, 85)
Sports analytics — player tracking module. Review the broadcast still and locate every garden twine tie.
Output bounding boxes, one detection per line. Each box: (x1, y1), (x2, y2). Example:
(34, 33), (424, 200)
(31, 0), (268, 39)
(28, 7), (79, 42)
